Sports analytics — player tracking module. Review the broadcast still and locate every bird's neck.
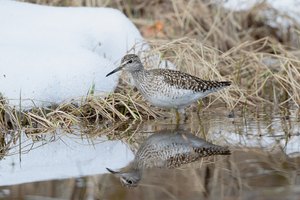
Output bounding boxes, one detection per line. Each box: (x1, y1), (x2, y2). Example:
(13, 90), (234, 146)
(121, 160), (140, 172)
(130, 68), (146, 83)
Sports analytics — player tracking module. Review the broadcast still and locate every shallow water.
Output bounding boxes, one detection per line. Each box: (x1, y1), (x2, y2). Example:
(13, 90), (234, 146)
(0, 105), (300, 199)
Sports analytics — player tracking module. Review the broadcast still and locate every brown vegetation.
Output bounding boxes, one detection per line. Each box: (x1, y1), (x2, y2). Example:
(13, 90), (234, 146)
(1, 0), (299, 133)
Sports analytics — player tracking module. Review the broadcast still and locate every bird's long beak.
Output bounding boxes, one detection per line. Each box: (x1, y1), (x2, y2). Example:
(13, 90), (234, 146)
(106, 60), (128, 77)
(106, 66), (123, 77)
(106, 167), (119, 174)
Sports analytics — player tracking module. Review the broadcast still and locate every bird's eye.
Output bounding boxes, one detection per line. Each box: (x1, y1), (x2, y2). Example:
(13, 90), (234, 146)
(128, 59), (133, 64)
(127, 180), (133, 184)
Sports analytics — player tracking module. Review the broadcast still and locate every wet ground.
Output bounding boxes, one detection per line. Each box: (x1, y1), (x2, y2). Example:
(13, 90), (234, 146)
(0, 105), (300, 200)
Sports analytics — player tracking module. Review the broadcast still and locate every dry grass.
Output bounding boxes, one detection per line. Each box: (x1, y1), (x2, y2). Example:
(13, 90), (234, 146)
(1, 2), (299, 198)
(1, 0), (300, 134)
(0, 84), (162, 157)
(0, 84), (162, 133)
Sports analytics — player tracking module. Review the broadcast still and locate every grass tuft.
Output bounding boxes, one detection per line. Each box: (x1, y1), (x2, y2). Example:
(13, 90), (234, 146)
(2, 0), (299, 133)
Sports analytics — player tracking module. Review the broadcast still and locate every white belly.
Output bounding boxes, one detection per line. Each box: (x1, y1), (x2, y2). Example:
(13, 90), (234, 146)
(144, 88), (207, 109)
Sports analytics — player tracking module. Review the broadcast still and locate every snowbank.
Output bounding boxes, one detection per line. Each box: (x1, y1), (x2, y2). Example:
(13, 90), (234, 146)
(0, 1), (145, 108)
(0, 130), (134, 186)
(224, 0), (300, 24)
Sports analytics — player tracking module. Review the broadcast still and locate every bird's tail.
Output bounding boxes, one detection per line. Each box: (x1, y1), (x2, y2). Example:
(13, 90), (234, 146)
(194, 146), (231, 157)
(201, 80), (231, 94)
(212, 81), (231, 90)
(218, 81), (231, 87)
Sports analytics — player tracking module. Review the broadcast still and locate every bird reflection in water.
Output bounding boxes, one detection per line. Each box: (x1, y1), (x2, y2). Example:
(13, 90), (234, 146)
(107, 131), (230, 187)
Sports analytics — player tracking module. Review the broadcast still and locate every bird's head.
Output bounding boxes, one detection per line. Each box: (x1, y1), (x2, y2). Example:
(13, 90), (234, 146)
(106, 54), (143, 77)
(106, 167), (141, 187)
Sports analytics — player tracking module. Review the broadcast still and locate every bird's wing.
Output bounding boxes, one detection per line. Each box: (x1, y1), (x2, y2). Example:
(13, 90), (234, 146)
(151, 69), (230, 92)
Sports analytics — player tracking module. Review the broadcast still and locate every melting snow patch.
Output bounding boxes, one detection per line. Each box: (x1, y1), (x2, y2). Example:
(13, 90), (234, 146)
(0, 131), (134, 186)
(223, 0), (300, 23)
(0, 1), (146, 108)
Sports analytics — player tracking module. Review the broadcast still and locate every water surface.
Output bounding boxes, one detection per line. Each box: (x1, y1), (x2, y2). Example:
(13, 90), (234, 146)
(0, 105), (300, 199)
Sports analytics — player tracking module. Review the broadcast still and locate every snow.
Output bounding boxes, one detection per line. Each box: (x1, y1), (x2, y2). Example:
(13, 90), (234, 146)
(1, 0), (299, 109)
(0, 130), (134, 186)
(223, 0), (300, 23)
(0, 1), (145, 109)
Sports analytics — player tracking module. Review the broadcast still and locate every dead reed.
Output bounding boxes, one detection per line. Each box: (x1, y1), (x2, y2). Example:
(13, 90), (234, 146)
(1, 0), (299, 134)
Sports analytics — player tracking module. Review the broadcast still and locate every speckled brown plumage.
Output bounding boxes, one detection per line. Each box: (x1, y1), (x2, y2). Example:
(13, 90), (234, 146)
(129, 132), (231, 170)
(167, 146), (231, 168)
(151, 68), (231, 92)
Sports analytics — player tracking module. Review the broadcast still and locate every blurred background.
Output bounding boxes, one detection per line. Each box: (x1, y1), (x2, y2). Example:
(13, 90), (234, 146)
(1, 0), (300, 199)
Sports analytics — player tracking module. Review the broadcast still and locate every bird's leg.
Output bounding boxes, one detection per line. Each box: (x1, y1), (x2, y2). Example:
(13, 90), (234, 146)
(183, 108), (188, 123)
(175, 108), (185, 125)
(175, 109), (180, 125)
(197, 100), (203, 115)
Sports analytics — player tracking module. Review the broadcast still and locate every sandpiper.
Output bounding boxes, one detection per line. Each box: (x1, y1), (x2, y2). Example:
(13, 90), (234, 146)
(106, 54), (231, 121)
(107, 131), (230, 187)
